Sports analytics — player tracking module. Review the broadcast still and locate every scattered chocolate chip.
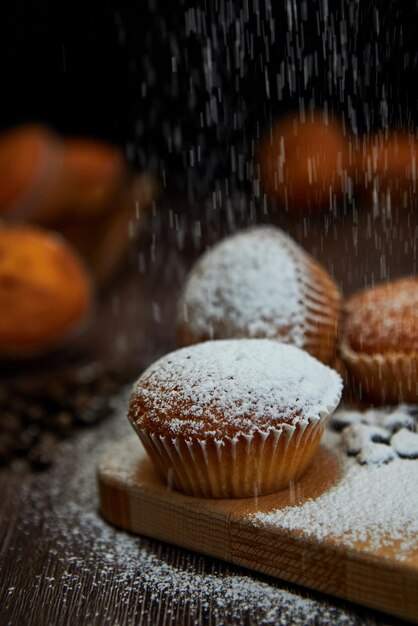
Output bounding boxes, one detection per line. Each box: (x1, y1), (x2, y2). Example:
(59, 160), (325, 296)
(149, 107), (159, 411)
(0, 386), (10, 406)
(28, 434), (57, 470)
(357, 442), (396, 466)
(74, 362), (103, 386)
(75, 397), (112, 426)
(405, 405), (418, 419)
(382, 407), (415, 433)
(0, 441), (13, 466)
(330, 410), (363, 432)
(25, 404), (48, 424)
(0, 363), (122, 471)
(6, 397), (28, 416)
(342, 423), (390, 456)
(391, 428), (418, 459)
(53, 411), (76, 437)
(1, 412), (23, 433)
(13, 426), (41, 456)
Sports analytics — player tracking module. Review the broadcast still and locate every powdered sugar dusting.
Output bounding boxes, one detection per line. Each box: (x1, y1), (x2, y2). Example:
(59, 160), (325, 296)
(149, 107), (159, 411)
(177, 226), (310, 345)
(9, 398), (374, 626)
(129, 339), (342, 438)
(346, 277), (418, 352)
(252, 422), (418, 558)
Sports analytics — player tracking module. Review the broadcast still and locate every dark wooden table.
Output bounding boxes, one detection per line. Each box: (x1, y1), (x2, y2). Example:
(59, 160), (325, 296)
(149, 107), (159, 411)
(1, 196), (417, 625)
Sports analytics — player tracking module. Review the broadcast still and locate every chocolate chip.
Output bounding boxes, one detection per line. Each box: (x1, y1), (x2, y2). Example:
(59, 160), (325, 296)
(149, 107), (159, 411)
(391, 428), (418, 459)
(0, 364), (120, 470)
(0, 441), (13, 466)
(330, 410), (363, 432)
(382, 407), (416, 433)
(1, 412), (23, 433)
(13, 426), (41, 456)
(53, 411), (76, 437)
(0, 386), (10, 406)
(75, 397), (112, 426)
(406, 405), (418, 419)
(28, 433), (59, 470)
(6, 397), (28, 416)
(357, 442), (396, 465)
(25, 404), (48, 425)
(98, 374), (122, 395)
(73, 362), (103, 387)
(341, 423), (391, 455)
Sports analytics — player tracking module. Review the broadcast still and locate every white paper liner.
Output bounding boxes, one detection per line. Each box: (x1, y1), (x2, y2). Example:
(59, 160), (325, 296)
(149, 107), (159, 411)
(340, 336), (418, 404)
(131, 389), (341, 498)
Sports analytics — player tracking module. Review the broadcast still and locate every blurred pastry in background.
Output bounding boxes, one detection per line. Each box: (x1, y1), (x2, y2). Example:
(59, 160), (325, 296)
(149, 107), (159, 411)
(340, 277), (418, 403)
(0, 226), (92, 358)
(55, 172), (158, 286)
(356, 130), (417, 210)
(258, 114), (349, 214)
(177, 226), (341, 365)
(0, 124), (159, 360)
(0, 124), (159, 286)
(259, 111), (418, 216)
(0, 125), (62, 220)
(30, 137), (128, 225)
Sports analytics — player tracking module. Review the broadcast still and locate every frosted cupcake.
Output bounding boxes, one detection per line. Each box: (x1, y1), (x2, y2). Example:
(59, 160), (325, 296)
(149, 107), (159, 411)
(176, 226), (341, 365)
(128, 339), (342, 498)
(340, 277), (418, 403)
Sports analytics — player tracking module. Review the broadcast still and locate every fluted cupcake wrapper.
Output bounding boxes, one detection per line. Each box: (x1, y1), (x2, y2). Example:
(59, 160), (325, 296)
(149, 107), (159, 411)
(132, 409), (336, 498)
(176, 228), (341, 367)
(294, 252), (341, 366)
(340, 337), (418, 404)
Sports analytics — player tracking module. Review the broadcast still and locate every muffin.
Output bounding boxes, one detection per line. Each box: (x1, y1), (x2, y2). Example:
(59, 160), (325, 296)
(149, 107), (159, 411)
(0, 125), (62, 219)
(128, 339), (342, 498)
(340, 277), (418, 403)
(0, 226), (92, 358)
(355, 131), (416, 210)
(258, 114), (349, 214)
(177, 226), (341, 365)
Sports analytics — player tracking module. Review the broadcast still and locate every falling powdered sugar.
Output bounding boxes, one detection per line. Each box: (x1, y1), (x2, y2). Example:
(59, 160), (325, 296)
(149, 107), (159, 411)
(8, 399), (375, 626)
(251, 426), (418, 557)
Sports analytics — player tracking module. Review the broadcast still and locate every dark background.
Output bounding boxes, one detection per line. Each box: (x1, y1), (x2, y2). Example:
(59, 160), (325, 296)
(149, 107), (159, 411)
(3, 0), (418, 196)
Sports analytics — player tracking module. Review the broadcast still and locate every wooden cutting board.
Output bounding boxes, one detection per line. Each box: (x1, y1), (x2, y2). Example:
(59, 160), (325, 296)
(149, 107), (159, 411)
(98, 436), (418, 624)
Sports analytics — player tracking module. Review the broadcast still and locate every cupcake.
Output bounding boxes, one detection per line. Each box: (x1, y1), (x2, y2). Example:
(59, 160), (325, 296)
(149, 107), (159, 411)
(177, 226), (341, 365)
(340, 277), (418, 403)
(128, 339), (342, 498)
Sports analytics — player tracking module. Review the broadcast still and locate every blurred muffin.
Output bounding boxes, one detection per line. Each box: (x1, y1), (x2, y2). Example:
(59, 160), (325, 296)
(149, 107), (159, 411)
(0, 226), (92, 358)
(53, 172), (159, 286)
(340, 277), (418, 403)
(0, 125), (62, 219)
(356, 131), (416, 210)
(177, 226), (341, 365)
(128, 339), (342, 498)
(258, 114), (349, 213)
(33, 137), (127, 224)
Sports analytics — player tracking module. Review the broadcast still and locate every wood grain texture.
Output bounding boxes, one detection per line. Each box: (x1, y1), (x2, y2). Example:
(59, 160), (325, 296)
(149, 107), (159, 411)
(99, 437), (418, 624)
(2, 196), (418, 625)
